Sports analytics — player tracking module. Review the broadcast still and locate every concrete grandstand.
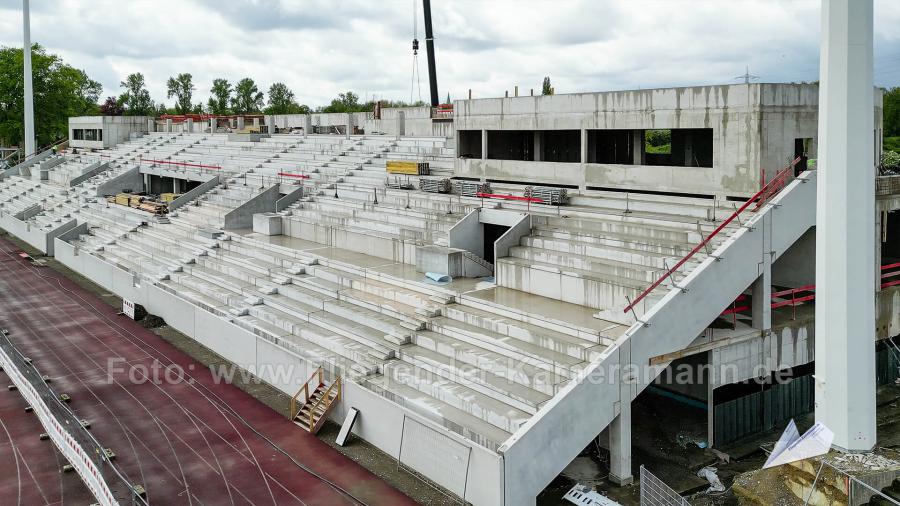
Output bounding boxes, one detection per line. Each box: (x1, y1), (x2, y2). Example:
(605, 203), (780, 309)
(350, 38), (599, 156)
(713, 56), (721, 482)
(0, 80), (897, 505)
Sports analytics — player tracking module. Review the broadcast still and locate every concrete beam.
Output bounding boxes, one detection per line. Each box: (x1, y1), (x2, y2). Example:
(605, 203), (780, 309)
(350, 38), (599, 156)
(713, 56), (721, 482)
(223, 184), (281, 230)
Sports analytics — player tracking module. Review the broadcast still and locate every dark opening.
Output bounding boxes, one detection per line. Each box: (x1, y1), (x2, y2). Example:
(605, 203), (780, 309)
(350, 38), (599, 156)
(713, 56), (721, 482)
(457, 130), (482, 158)
(541, 130), (581, 163)
(487, 131), (534, 161)
(183, 180), (201, 192)
(644, 128), (713, 167)
(885, 210), (900, 262)
(587, 129), (635, 164)
(483, 223), (509, 264)
(794, 138), (812, 175)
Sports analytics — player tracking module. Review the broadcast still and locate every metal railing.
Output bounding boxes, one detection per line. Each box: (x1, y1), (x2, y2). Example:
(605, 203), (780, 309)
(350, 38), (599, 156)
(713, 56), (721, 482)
(623, 158), (802, 315)
(640, 465), (691, 506)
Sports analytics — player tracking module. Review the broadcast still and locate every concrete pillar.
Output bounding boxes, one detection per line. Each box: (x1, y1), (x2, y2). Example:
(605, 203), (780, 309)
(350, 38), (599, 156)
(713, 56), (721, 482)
(609, 340), (633, 485)
(266, 115), (275, 134)
(533, 131), (543, 162)
(186, 118), (194, 133)
(580, 129), (588, 164)
(303, 114), (312, 138)
(236, 116), (245, 131)
(148, 118), (155, 133)
(481, 130), (488, 160)
(209, 117), (216, 133)
(252, 117), (260, 129)
(632, 130), (644, 165)
(22, 0), (35, 157)
(396, 111), (406, 139)
(814, 0), (876, 452)
(346, 113), (353, 138)
(165, 119), (172, 133)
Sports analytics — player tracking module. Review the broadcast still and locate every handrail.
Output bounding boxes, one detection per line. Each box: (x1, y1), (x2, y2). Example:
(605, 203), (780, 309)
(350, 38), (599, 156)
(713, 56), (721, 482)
(308, 376), (341, 432)
(138, 156), (222, 171)
(623, 157), (802, 315)
(718, 263), (900, 324)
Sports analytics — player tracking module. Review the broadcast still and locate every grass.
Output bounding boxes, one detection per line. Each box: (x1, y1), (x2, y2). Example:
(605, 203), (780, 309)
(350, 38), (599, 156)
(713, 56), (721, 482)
(645, 143), (671, 154)
(885, 136), (900, 153)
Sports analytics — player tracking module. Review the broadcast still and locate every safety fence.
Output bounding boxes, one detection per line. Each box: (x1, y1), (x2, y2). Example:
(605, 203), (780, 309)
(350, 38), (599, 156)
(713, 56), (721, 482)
(0, 328), (147, 506)
(640, 465), (691, 506)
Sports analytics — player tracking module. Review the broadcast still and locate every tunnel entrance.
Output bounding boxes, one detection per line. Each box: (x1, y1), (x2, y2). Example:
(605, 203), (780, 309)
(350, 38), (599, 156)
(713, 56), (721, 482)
(483, 223), (510, 266)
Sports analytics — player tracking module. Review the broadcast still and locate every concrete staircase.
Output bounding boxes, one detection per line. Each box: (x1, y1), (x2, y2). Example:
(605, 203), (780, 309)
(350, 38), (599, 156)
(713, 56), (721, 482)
(498, 170), (819, 505)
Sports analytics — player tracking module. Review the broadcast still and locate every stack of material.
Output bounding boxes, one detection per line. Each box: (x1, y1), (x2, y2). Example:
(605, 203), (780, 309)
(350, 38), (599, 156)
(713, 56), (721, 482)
(385, 176), (415, 190)
(525, 186), (569, 205)
(419, 177), (451, 193)
(455, 180), (490, 197)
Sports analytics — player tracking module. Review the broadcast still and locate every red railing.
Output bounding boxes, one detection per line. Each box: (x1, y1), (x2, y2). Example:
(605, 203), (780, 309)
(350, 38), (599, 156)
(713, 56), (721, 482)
(719, 263), (900, 326)
(476, 192), (543, 203)
(139, 156), (222, 171)
(277, 172), (311, 179)
(623, 157), (802, 315)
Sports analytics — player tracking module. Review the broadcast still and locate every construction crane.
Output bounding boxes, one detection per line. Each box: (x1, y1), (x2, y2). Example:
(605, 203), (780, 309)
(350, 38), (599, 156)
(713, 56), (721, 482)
(411, 0), (440, 107)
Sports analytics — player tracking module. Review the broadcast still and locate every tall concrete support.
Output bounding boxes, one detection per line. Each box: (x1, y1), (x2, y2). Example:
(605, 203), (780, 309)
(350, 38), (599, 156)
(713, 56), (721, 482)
(186, 118), (194, 133)
(148, 118), (155, 133)
(814, 0), (876, 452)
(237, 116), (245, 131)
(752, 213), (773, 331)
(533, 132), (543, 162)
(165, 119), (172, 133)
(580, 129), (588, 164)
(481, 130), (488, 160)
(209, 117), (216, 133)
(303, 114), (312, 138)
(396, 111), (406, 139)
(346, 113), (353, 138)
(632, 130), (644, 165)
(609, 339), (633, 485)
(22, 0), (35, 158)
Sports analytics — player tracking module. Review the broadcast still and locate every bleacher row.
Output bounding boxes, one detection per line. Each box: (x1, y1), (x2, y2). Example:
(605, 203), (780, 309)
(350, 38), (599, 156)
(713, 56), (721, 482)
(0, 130), (738, 450)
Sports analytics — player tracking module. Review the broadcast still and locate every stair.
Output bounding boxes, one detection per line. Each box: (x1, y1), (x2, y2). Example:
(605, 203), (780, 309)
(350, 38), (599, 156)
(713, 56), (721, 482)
(290, 366), (342, 434)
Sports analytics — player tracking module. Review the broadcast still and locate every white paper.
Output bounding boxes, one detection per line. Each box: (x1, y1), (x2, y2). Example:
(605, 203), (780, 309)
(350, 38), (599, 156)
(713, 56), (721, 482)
(763, 420), (834, 469)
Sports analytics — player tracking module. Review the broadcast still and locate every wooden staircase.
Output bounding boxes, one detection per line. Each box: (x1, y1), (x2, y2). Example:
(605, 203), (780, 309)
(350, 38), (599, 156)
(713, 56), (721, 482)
(290, 366), (341, 434)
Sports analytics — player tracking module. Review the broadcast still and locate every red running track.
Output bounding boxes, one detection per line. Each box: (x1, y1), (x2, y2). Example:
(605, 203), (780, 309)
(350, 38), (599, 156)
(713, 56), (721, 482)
(0, 235), (416, 506)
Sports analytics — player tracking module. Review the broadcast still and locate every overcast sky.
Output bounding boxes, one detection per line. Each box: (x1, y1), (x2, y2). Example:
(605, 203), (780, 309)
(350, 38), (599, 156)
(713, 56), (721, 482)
(2, 0), (900, 108)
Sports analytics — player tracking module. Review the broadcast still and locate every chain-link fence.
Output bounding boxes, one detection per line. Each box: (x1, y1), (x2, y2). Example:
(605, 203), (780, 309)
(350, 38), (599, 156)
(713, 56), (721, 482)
(640, 465), (691, 506)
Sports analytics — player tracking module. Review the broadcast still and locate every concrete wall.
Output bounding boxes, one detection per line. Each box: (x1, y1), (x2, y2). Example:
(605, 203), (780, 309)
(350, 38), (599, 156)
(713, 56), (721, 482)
(265, 108), (454, 138)
(168, 176), (220, 212)
(491, 212), (531, 267)
(448, 208), (483, 257)
(223, 184), (280, 230)
(69, 116), (150, 150)
(96, 166), (143, 196)
(452, 84), (883, 199)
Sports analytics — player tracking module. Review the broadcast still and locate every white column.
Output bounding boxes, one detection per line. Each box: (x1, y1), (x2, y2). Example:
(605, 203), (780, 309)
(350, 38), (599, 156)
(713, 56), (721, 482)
(303, 114), (312, 138)
(815, 0), (876, 452)
(346, 113), (353, 138)
(209, 117), (216, 133)
(236, 116), (245, 131)
(165, 119), (172, 133)
(533, 131), (543, 162)
(22, 0), (35, 157)
(186, 118), (193, 133)
(633, 130), (644, 165)
(481, 130), (488, 160)
(752, 213), (773, 331)
(148, 118), (155, 133)
(609, 339), (633, 485)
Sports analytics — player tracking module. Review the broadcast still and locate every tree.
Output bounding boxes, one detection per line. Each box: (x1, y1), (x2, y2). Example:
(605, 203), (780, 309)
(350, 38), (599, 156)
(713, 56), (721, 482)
(207, 78), (232, 115)
(264, 82), (298, 114)
(166, 73), (195, 115)
(231, 78), (264, 114)
(321, 91), (365, 113)
(119, 72), (154, 116)
(541, 76), (553, 96)
(0, 44), (100, 148)
(99, 96), (124, 116)
(884, 87), (900, 138)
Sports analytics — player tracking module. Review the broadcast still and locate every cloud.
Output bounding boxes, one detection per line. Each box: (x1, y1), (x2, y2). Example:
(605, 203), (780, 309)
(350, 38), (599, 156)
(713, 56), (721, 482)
(0, 0), (898, 108)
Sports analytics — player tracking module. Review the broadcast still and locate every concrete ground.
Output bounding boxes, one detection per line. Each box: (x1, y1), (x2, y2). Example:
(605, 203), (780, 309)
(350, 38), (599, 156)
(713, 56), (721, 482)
(0, 231), (422, 505)
(0, 230), (454, 505)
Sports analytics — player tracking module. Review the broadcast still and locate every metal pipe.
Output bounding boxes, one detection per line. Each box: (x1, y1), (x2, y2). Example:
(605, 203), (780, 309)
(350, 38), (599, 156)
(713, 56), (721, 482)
(22, 0), (35, 158)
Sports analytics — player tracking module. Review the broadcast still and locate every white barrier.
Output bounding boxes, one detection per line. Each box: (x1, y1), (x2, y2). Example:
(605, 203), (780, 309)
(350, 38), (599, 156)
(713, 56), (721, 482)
(0, 342), (119, 506)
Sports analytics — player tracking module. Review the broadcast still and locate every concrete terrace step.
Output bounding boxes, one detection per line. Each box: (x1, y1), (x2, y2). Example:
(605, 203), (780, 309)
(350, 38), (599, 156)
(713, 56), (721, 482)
(507, 245), (670, 283)
(382, 360), (531, 434)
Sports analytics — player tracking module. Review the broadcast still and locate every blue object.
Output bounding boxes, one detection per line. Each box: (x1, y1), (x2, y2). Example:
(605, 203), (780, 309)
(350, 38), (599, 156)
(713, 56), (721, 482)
(425, 272), (451, 283)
